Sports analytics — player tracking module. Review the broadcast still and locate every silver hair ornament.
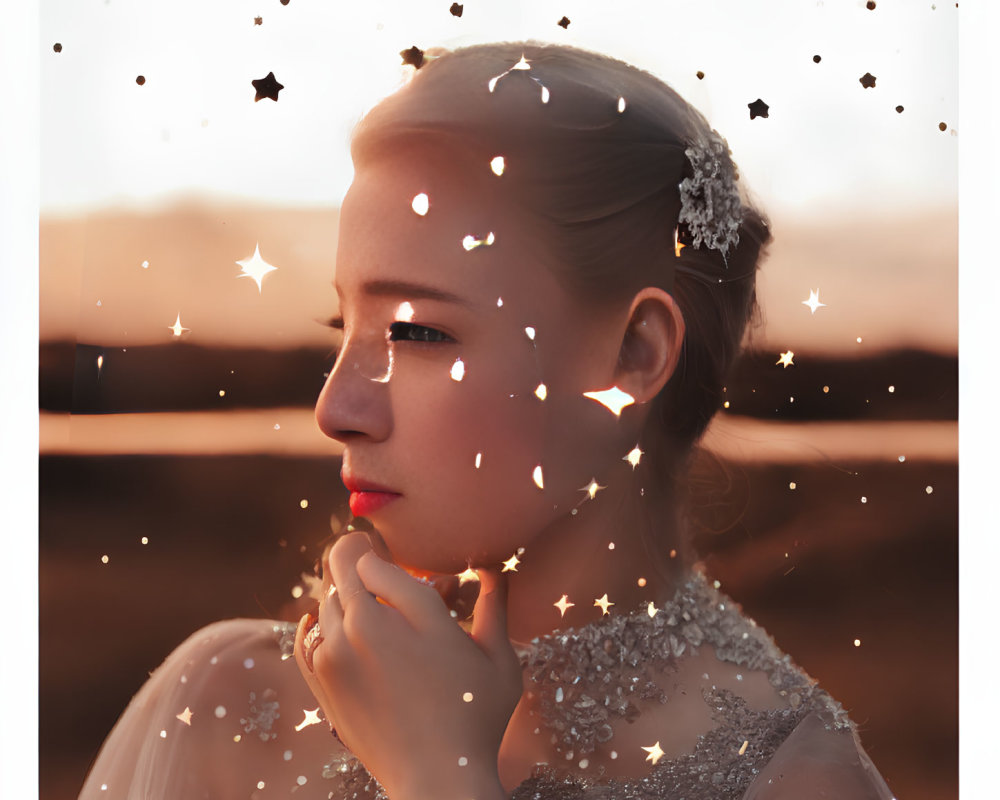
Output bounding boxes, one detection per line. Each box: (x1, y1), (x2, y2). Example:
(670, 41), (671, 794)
(677, 131), (742, 259)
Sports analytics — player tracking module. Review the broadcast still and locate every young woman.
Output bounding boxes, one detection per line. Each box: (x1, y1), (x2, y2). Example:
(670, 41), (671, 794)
(80, 41), (894, 799)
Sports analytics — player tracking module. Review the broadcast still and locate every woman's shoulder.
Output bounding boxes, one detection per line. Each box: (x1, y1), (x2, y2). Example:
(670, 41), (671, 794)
(80, 618), (345, 799)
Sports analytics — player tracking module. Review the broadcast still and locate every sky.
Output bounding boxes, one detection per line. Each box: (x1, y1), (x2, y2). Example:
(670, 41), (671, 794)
(39, 0), (958, 218)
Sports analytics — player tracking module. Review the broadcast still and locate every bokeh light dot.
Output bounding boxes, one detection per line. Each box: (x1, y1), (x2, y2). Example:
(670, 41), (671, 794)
(789, 482), (797, 490)
(926, 485), (934, 494)
(101, 554), (109, 564)
(300, 499), (309, 509)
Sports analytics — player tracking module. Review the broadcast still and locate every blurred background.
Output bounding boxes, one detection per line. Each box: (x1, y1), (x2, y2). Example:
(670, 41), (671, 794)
(39, 1), (957, 798)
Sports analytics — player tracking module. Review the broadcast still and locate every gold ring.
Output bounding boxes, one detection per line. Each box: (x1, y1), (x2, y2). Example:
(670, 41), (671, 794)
(303, 621), (324, 672)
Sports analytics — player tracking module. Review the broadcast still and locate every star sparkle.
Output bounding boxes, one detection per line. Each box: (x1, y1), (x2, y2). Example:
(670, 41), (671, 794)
(776, 351), (795, 368)
(168, 313), (190, 337)
(294, 708), (322, 731)
(236, 243), (278, 292)
(647, 602), (658, 618)
(502, 554), (520, 572)
(456, 567), (480, 586)
(624, 445), (644, 469)
(554, 594), (575, 617)
(580, 478), (606, 500)
(176, 707), (194, 725)
(594, 594), (614, 615)
(859, 72), (877, 89)
(583, 386), (635, 417)
(748, 99), (769, 120)
(642, 741), (666, 765)
(252, 72), (283, 102)
(802, 289), (826, 314)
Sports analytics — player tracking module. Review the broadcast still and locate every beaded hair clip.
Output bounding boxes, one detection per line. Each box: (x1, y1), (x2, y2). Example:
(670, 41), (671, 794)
(677, 130), (743, 259)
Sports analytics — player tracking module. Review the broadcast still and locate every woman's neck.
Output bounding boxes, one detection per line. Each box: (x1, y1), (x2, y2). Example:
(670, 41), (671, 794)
(503, 457), (686, 643)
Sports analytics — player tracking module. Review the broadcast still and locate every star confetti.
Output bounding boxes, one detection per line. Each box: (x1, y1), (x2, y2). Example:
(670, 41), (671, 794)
(294, 708), (322, 731)
(594, 594), (614, 615)
(624, 445), (644, 469)
(502, 554), (520, 572)
(236, 243), (278, 292)
(400, 46), (425, 69)
(580, 479), (606, 500)
(776, 351), (795, 368)
(176, 707), (193, 725)
(802, 289), (826, 314)
(168, 313), (190, 337)
(456, 567), (480, 586)
(583, 386), (635, 417)
(859, 72), (877, 89)
(696, 70), (705, 80)
(558, 16), (571, 28)
(642, 741), (666, 765)
(252, 72), (283, 102)
(554, 594), (575, 617)
(450, 3), (464, 17)
(748, 99), (769, 120)
(254, 16), (262, 25)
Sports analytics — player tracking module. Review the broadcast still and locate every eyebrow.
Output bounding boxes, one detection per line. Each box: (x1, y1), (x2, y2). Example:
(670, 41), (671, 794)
(333, 278), (475, 308)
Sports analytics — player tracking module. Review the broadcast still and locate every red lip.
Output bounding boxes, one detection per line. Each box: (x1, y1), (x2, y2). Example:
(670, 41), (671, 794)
(342, 468), (401, 517)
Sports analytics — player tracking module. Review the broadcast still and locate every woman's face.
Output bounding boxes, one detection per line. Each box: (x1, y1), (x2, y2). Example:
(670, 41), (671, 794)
(316, 148), (639, 574)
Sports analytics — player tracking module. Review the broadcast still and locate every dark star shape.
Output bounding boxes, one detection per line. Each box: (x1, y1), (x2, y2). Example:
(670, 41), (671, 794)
(696, 70), (705, 80)
(748, 98), (769, 120)
(252, 72), (284, 102)
(400, 45), (425, 69)
(859, 72), (876, 89)
(53, 43), (62, 53)
(558, 16), (571, 29)
(254, 16), (262, 25)
(450, 3), (464, 17)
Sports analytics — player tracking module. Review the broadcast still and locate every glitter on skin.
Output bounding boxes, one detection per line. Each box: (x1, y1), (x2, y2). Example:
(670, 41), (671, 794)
(582, 386), (635, 417)
(802, 289), (826, 314)
(456, 567), (480, 586)
(502, 554), (520, 572)
(524, 326), (536, 341)
(475, 452), (482, 469)
(450, 358), (466, 381)
(462, 231), (495, 250)
(554, 595), (575, 616)
(580, 478), (606, 500)
(236, 243), (278, 293)
(176, 707), (193, 725)
(411, 193), (429, 216)
(534, 383), (547, 400)
(490, 156), (505, 176)
(624, 445), (643, 469)
(394, 301), (415, 322)
(533, 465), (544, 489)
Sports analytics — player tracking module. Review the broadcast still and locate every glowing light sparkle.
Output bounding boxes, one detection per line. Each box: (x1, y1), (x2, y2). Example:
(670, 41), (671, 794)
(236, 243), (278, 293)
(534, 383), (547, 400)
(450, 358), (466, 381)
(411, 193), (430, 216)
(475, 452), (483, 469)
(532, 464), (545, 489)
(487, 54), (550, 103)
(554, 594), (575, 617)
(674, 227), (686, 258)
(168, 313), (190, 337)
(802, 289), (827, 314)
(456, 567), (480, 586)
(524, 326), (536, 341)
(583, 386), (635, 417)
(594, 594), (614, 615)
(580, 479), (606, 500)
(776, 351), (795, 368)
(462, 231), (495, 251)
(176, 707), (193, 725)
(624, 445), (643, 469)
(647, 602), (658, 618)
(395, 301), (415, 322)
(294, 708), (322, 731)
(618, 96), (627, 113)
(502, 554), (520, 572)
(490, 156), (505, 176)
(642, 741), (666, 765)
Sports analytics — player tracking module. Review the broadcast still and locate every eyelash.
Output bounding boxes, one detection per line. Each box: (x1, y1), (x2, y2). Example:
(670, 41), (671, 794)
(323, 316), (454, 345)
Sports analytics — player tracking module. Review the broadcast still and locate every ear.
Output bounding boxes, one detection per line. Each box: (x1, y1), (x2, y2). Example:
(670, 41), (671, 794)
(613, 287), (685, 404)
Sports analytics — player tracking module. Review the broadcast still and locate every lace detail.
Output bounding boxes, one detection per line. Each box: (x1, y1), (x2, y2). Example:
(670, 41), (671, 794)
(677, 131), (742, 258)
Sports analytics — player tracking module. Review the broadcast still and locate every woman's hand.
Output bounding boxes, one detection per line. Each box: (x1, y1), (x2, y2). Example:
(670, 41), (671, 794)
(294, 532), (522, 800)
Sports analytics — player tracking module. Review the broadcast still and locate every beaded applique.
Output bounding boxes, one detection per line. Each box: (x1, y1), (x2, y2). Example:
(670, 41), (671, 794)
(240, 688), (281, 742)
(677, 131), (743, 258)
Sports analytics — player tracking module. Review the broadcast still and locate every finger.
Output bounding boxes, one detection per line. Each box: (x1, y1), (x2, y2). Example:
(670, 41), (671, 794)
(293, 611), (340, 730)
(328, 532), (376, 616)
(470, 569), (513, 664)
(355, 551), (447, 629)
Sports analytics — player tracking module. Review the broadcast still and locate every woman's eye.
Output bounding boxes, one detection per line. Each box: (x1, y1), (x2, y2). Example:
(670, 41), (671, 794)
(388, 322), (453, 344)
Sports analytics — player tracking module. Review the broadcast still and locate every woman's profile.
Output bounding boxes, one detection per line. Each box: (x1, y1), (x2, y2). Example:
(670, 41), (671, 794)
(79, 41), (895, 799)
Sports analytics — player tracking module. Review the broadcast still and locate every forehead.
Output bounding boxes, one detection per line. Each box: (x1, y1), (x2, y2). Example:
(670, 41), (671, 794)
(334, 148), (564, 308)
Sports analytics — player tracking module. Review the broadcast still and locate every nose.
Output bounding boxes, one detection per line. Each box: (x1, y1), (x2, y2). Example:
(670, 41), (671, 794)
(315, 339), (393, 443)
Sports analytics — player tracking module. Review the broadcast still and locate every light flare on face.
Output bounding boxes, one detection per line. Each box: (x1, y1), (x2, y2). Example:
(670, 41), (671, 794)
(582, 386), (635, 417)
(394, 301), (415, 322)
(411, 193), (430, 216)
(532, 464), (544, 489)
(534, 383), (547, 401)
(490, 156), (505, 176)
(450, 358), (466, 382)
(462, 231), (495, 251)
